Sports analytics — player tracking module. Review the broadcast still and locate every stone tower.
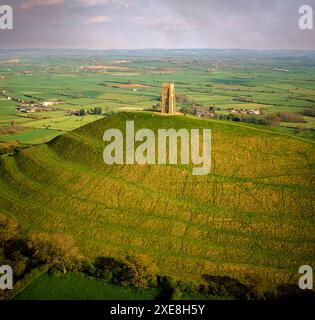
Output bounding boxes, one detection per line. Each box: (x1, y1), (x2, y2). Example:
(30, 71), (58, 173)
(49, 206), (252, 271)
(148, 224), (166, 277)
(161, 83), (176, 115)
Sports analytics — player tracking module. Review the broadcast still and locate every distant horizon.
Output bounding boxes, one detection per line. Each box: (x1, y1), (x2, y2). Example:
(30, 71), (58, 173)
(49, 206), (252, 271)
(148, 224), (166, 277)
(1, 47), (315, 52)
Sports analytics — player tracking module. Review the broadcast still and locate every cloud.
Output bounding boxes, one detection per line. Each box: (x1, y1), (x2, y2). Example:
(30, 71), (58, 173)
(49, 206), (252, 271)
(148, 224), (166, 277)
(79, 0), (132, 8)
(132, 16), (190, 31)
(85, 15), (114, 24)
(21, 0), (65, 9)
(20, 0), (132, 10)
(5, 0), (315, 49)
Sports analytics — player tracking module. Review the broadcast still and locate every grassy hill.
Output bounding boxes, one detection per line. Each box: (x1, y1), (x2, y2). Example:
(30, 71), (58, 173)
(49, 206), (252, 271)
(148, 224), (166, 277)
(0, 112), (314, 286)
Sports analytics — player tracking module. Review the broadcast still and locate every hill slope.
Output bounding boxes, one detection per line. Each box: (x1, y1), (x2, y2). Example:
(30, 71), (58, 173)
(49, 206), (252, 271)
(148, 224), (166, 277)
(0, 112), (314, 285)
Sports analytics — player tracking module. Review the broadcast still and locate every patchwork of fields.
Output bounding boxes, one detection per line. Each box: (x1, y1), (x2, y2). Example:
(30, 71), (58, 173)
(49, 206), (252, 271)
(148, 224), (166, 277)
(0, 112), (314, 285)
(1, 49), (315, 144)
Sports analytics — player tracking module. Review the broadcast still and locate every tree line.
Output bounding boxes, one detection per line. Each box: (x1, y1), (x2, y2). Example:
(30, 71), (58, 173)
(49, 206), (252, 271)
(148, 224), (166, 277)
(1, 214), (314, 300)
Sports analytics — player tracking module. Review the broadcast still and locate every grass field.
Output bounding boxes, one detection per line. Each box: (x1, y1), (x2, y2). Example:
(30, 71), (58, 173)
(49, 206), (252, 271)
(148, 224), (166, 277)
(1, 50), (315, 299)
(1, 49), (315, 144)
(0, 128), (62, 144)
(15, 272), (159, 300)
(0, 111), (314, 287)
(14, 271), (221, 300)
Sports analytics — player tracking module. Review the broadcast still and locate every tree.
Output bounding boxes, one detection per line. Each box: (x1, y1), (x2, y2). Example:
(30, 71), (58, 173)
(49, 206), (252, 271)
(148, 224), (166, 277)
(202, 275), (252, 300)
(0, 140), (21, 155)
(156, 275), (180, 300)
(176, 94), (191, 105)
(94, 253), (158, 288)
(10, 251), (29, 277)
(120, 254), (158, 288)
(152, 103), (160, 111)
(0, 214), (30, 279)
(266, 113), (281, 126)
(300, 107), (315, 117)
(0, 213), (19, 244)
(28, 233), (83, 273)
(92, 107), (102, 115)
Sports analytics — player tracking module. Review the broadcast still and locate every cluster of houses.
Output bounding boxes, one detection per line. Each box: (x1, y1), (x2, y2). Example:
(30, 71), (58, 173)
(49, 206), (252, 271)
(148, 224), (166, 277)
(226, 108), (261, 115)
(195, 111), (215, 118)
(16, 101), (57, 113)
(193, 107), (261, 119)
(0, 91), (11, 100)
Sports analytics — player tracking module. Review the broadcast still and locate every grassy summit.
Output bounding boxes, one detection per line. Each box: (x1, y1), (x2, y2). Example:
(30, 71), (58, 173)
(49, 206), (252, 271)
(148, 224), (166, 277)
(0, 112), (314, 285)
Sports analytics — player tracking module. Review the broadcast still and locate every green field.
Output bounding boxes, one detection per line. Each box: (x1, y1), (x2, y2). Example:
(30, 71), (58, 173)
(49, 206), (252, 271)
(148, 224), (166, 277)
(1, 49), (315, 300)
(14, 271), (221, 300)
(0, 128), (62, 145)
(15, 272), (159, 300)
(1, 49), (315, 144)
(1, 112), (314, 288)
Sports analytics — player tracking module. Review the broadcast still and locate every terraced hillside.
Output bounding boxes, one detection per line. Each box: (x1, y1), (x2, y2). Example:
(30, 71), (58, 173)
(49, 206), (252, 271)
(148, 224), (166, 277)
(0, 112), (314, 285)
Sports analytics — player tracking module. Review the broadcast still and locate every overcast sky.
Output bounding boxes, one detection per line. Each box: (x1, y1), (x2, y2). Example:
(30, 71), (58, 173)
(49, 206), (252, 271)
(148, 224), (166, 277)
(0, 0), (314, 49)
